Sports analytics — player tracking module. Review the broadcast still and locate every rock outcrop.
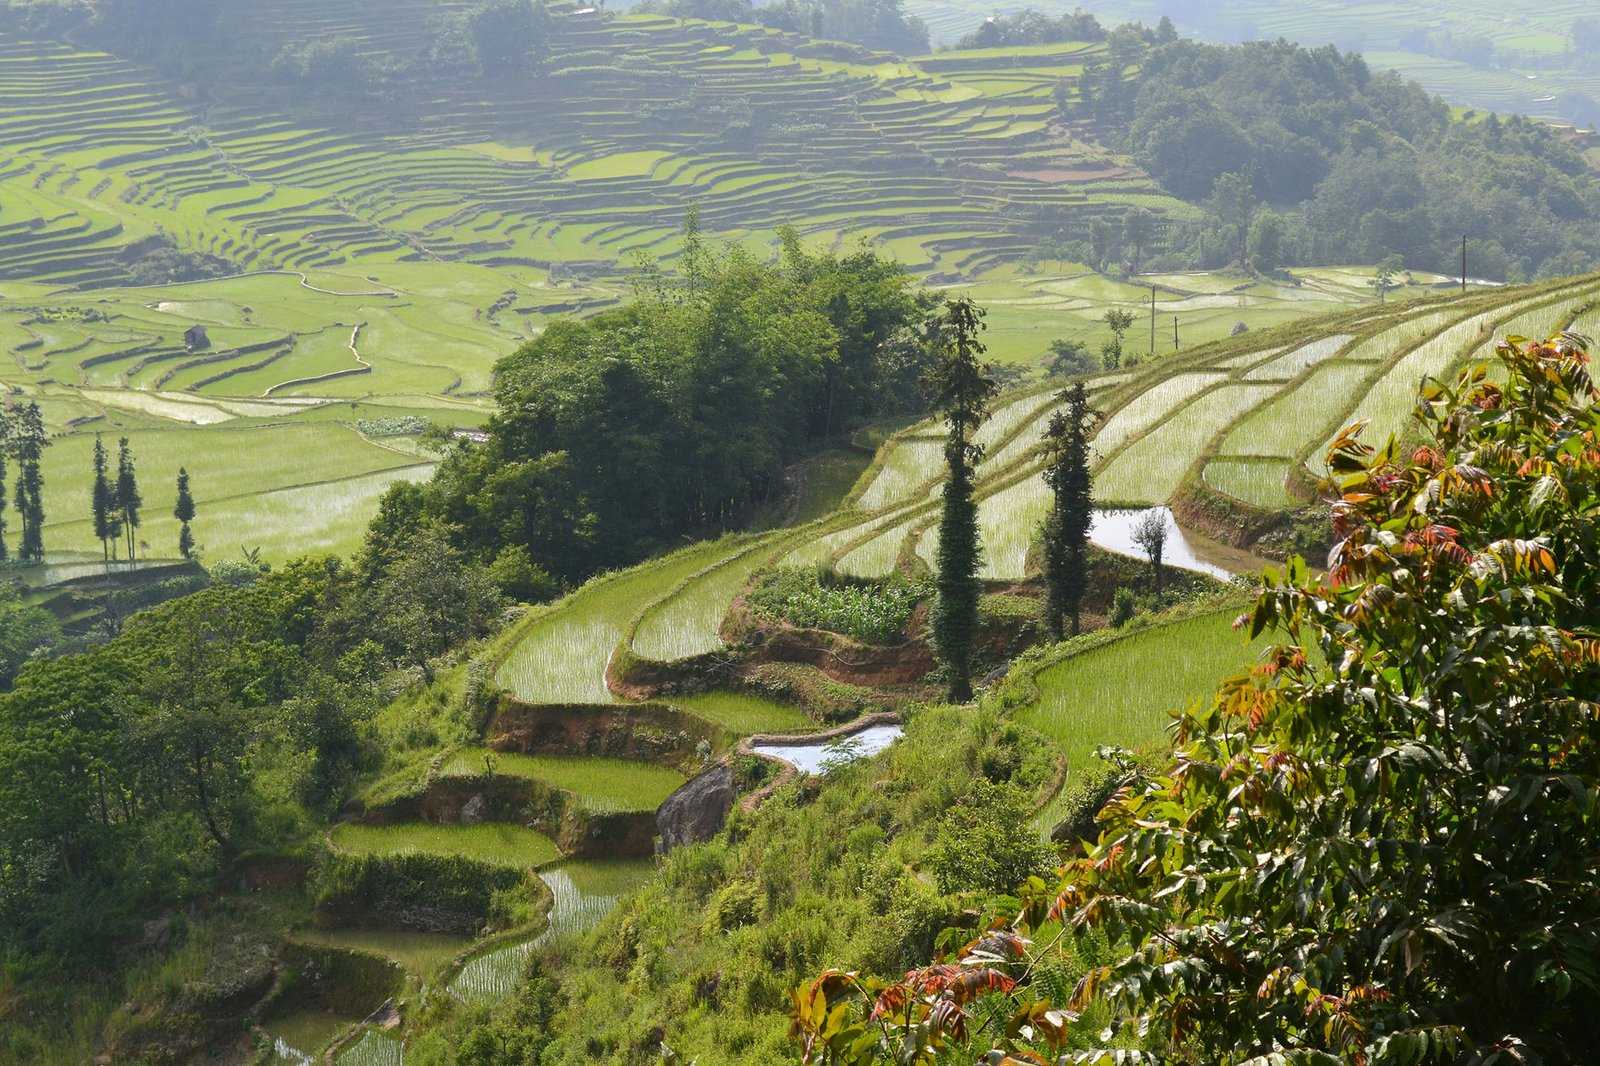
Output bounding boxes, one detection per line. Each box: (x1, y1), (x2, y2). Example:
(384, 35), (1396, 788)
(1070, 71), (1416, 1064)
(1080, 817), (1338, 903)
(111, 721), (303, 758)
(657, 764), (736, 853)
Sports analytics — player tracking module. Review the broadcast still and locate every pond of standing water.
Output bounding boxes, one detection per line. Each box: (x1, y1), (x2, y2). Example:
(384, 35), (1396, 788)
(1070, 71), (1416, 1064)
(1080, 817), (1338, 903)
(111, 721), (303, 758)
(750, 723), (904, 775)
(1090, 506), (1232, 580)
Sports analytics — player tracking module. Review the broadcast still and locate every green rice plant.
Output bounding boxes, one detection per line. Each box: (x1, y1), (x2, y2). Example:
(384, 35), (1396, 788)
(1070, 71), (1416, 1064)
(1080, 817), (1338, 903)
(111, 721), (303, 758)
(632, 539), (782, 661)
(1241, 333), (1353, 380)
(1201, 456), (1295, 510)
(668, 690), (817, 735)
(1090, 372), (1227, 462)
(974, 390), (1055, 454)
(1222, 361), (1377, 458)
(495, 539), (744, 703)
(781, 508), (911, 569)
(1211, 345), (1286, 370)
(328, 823), (561, 868)
(335, 1029), (401, 1066)
(836, 516), (917, 579)
(1338, 307), (1473, 363)
(438, 749), (686, 813)
(854, 438), (944, 510)
(1095, 384), (1280, 504)
(976, 473), (1050, 580)
(1020, 611), (1275, 825)
(1308, 286), (1597, 472)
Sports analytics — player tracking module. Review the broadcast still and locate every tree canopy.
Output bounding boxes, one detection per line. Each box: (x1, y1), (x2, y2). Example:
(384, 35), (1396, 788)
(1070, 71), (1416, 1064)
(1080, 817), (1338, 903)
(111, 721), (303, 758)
(391, 228), (932, 585)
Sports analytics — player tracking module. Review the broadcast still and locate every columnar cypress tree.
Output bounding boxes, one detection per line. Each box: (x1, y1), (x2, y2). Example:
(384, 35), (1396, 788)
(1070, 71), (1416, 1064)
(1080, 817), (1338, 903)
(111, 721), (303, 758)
(174, 467), (195, 559)
(0, 406), (9, 562)
(1041, 381), (1096, 639)
(11, 402), (47, 562)
(926, 296), (997, 703)
(115, 437), (141, 566)
(91, 434), (119, 566)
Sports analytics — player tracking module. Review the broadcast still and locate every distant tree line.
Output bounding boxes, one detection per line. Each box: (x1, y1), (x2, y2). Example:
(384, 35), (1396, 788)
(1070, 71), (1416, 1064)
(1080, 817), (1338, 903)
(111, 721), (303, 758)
(954, 7), (1123, 50)
(1003, 17), (1600, 282)
(375, 221), (934, 587)
(638, 0), (928, 54)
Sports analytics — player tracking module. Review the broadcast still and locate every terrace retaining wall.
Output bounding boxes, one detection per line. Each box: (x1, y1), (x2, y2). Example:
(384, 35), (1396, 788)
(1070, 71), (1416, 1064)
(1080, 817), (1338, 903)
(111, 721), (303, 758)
(487, 697), (717, 772)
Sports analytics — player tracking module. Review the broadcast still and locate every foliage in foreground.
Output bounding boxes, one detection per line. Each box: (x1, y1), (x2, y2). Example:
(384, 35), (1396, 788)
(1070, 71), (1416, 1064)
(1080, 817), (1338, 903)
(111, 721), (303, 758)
(795, 333), (1600, 1063)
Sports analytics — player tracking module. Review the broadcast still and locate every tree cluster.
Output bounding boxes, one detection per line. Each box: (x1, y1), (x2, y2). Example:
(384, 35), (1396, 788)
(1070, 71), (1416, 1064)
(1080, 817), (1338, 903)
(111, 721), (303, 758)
(0, 523), (505, 967)
(0, 404), (49, 564)
(382, 226), (932, 588)
(926, 297), (997, 703)
(641, 0), (928, 55)
(953, 7), (1110, 51)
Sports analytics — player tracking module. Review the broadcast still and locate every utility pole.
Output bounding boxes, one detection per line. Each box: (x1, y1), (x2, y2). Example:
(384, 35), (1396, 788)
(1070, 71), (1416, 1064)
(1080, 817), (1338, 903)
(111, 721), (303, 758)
(1172, 316), (1179, 351)
(1149, 286), (1156, 357)
(1461, 234), (1467, 294)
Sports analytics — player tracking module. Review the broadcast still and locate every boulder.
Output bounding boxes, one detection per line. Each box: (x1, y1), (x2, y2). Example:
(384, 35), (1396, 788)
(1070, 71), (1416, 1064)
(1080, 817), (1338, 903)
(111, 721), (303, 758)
(657, 765), (735, 853)
(460, 792), (488, 826)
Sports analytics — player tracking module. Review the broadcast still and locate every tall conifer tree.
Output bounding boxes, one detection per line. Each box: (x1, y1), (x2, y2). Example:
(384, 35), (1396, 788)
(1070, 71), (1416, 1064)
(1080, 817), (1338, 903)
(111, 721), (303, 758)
(926, 296), (997, 702)
(115, 437), (141, 566)
(0, 406), (9, 562)
(174, 467), (195, 559)
(1041, 382), (1096, 638)
(11, 402), (47, 562)
(91, 434), (119, 566)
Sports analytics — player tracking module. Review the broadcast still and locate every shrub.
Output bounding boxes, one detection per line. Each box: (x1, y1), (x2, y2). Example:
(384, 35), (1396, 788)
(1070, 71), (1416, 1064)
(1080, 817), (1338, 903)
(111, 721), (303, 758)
(924, 778), (1052, 896)
(1108, 587), (1137, 627)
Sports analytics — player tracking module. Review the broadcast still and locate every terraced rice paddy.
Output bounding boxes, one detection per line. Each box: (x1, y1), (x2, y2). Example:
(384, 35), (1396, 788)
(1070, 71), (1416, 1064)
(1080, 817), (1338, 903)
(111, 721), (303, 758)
(854, 439), (945, 510)
(293, 929), (471, 984)
(264, 1010), (362, 1066)
(1094, 384), (1280, 504)
(631, 538), (785, 661)
(495, 538), (747, 703)
(440, 749), (687, 813)
(975, 475), (1050, 580)
(334, 1029), (402, 1066)
(329, 823), (562, 868)
(1019, 610), (1275, 824)
(668, 690), (819, 735)
(447, 858), (655, 1004)
(1201, 457), (1296, 511)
